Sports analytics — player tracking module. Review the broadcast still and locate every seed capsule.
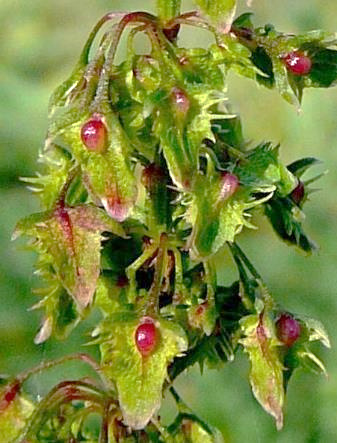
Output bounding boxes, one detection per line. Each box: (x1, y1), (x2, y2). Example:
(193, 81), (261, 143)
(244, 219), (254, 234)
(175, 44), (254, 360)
(81, 116), (108, 152)
(276, 313), (301, 347)
(283, 51), (312, 76)
(135, 317), (158, 356)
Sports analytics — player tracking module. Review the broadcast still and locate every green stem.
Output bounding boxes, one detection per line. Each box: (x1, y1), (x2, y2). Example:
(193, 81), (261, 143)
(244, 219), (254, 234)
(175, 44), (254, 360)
(203, 260), (216, 306)
(99, 402), (112, 443)
(126, 242), (158, 303)
(228, 242), (274, 308)
(169, 386), (190, 413)
(172, 247), (185, 304)
(147, 233), (168, 314)
(156, 0), (181, 23)
(227, 243), (257, 310)
(151, 416), (174, 441)
(229, 242), (263, 281)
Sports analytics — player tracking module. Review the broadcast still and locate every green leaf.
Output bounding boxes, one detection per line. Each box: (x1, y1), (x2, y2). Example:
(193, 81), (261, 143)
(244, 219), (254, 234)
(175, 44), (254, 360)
(149, 47), (229, 190)
(186, 171), (271, 259)
(211, 115), (245, 151)
(283, 339), (328, 382)
(235, 143), (297, 194)
(171, 417), (224, 442)
(212, 37), (258, 80)
(240, 312), (284, 430)
(100, 317), (188, 429)
(309, 47), (337, 87)
(194, 0), (237, 32)
(234, 17), (337, 104)
(264, 155), (323, 252)
(94, 275), (123, 315)
(287, 157), (321, 177)
(297, 350), (327, 376)
(48, 11), (111, 115)
(170, 283), (246, 379)
(232, 13), (254, 30)
(264, 196), (317, 254)
(177, 47), (226, 90)
(124, 53), (163, 104)
(272, 55), (299, 106)
(302, 317), (331, 348)
(14, 205), (125, 309)
(188, 302), (217, 336)
(154, 86), (221, 189)
(167, 392), (224, 442)
(22, 149), (74, 209)
(281, 314), (330, 388)
(250, 46), (275, 88)
(48, 104), (138, 222)
(189, 420), (224, 443)
(33, 279), (80, 344)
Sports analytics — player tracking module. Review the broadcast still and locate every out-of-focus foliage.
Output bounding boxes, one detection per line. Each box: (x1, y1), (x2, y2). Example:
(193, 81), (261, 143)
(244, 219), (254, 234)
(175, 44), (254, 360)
(0, 1), (336, 442)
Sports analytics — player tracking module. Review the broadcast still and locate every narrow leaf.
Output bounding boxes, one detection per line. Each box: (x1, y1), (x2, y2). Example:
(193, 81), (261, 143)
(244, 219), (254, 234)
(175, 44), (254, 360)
(14, 205), (125, 309)
(241, 313), (284, 430)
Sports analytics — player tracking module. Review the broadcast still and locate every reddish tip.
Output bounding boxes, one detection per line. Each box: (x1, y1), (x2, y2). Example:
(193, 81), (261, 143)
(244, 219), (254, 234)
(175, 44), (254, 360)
(219, 172), (239, 200)
(102, 195), (129, 222)
(283, 51), (312, 76)
(81, 116), (108, 152)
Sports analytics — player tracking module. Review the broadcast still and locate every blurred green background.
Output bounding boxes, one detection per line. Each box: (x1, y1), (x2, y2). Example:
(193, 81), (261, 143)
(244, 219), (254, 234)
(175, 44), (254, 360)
(0, 0), (336, 441)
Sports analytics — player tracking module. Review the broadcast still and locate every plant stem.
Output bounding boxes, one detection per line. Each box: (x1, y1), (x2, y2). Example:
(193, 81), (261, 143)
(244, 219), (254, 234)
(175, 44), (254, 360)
(18, 353), (111, 391)
(20, 380), (106, 441)
(147, 233), (168, 314)
(229, 242), (263, 281)
(156, 0), (181, 23)
(79, 12), (127, 65)
(204, 260), (216, 305)
(55, 166), (80, 207)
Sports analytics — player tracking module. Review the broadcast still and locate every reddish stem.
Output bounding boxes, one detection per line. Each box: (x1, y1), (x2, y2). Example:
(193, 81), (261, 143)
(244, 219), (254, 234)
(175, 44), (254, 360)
(165, 11), (212, 33)
(105, 12), (160, 68)
(20, 380), (107, 441)
(17, 353), (110, 391)
(80, 12), (128, 65)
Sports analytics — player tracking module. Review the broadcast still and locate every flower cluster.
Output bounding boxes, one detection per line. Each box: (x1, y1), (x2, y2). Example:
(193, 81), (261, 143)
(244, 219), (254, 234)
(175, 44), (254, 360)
(3, 1), (336, 441)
